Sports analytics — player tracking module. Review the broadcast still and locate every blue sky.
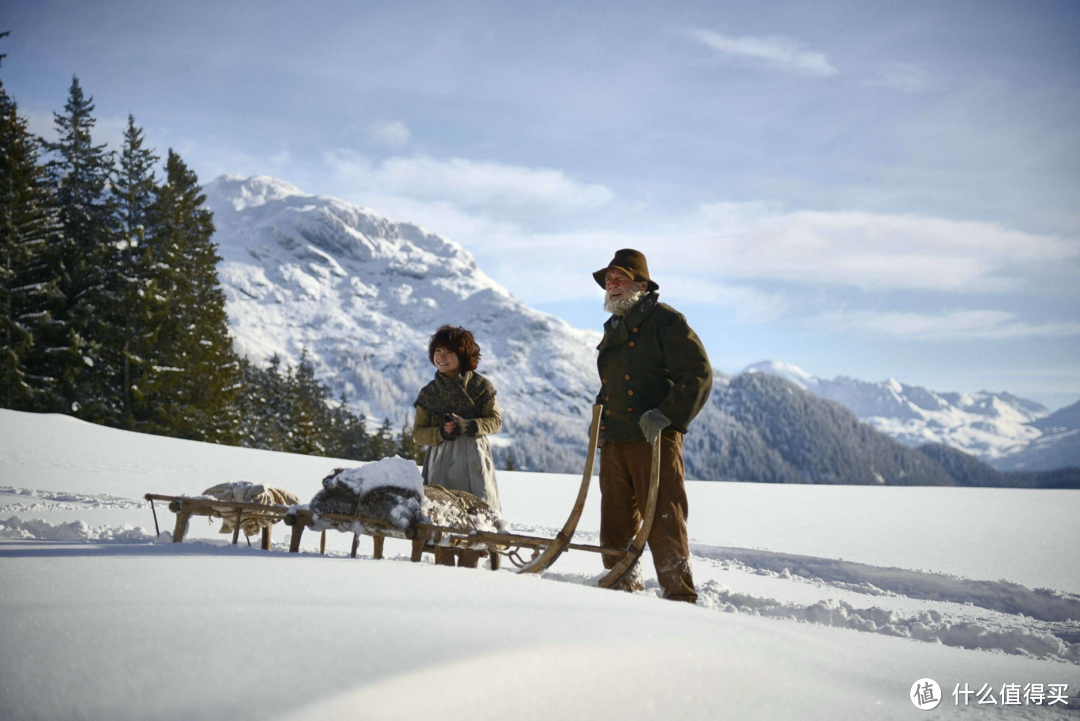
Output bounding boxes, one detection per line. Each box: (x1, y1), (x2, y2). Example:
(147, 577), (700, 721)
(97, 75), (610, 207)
(3, 0), (1079, 408)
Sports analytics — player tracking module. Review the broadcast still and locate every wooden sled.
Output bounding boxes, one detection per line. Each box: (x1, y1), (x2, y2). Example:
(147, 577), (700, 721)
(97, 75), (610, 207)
(143, 404), (662, 584)
(142, 494), (291, 549)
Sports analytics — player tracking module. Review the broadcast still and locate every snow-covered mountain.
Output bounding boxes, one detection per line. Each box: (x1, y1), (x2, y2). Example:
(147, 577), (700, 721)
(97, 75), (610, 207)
(205, 175), (602, 472)
(992, 400), (1080, 471)
(741, 360), (1061, 466)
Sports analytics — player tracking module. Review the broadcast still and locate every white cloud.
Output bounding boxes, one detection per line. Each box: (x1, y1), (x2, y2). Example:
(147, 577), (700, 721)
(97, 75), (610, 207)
(365, 120), (411, 150)
(680, 28), (838, 77)
(688, 202), (1079, 292)
(324, 149), (614, 210)
(659, 276), (791, 323)
(809, 309), (1080, 340)
(864, 63), (931, 94)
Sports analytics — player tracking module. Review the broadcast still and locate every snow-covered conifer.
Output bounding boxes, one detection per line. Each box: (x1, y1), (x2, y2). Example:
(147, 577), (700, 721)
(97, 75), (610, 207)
(42, 76), (121, 417)
(142, 149), (239, 442)
(0, 71), (64, 410)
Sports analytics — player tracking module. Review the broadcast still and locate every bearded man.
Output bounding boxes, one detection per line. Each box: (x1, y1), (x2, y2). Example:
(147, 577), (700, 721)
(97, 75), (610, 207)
(593, 249), (712, 603)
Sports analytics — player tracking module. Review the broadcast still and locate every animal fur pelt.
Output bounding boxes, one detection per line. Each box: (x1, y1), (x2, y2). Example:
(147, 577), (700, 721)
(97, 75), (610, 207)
(309, 468), (506, 536)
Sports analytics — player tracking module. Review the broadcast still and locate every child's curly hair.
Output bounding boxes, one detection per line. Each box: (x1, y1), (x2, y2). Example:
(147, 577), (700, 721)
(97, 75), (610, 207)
(428, 325), (481, 372)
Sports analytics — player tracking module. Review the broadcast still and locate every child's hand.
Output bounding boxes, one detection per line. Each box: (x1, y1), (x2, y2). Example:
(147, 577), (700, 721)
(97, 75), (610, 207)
(442, 413), (464, 438)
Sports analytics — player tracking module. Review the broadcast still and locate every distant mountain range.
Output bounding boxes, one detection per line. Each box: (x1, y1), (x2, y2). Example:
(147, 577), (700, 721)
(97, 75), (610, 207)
(992, 402), (1080, 472)
(741, 361), (1079, 472)
(204, 175), (1077, 487)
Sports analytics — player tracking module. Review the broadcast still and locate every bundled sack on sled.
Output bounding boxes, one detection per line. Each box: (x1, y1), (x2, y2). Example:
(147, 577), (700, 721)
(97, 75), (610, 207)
(303, 456), (506, 547)
(201, 481), (300, 537)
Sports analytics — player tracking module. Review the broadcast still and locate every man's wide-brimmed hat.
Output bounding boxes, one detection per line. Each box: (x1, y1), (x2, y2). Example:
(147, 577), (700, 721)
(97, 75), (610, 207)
(593, 249), (659, 292)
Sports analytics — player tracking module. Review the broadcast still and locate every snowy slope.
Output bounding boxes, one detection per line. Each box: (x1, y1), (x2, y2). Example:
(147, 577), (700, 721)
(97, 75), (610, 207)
(2, 408), (1079, 719)
(205, 175), (603, 472)
(743, 360), (1056, 464)
(994, 400), (1080, 471)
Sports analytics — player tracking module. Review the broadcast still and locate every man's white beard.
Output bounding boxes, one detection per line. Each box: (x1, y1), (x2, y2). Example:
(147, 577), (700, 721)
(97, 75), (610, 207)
(604, 288), (645, 316)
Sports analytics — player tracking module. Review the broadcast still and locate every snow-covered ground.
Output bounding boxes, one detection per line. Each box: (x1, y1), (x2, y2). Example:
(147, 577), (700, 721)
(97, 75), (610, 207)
(2, 408), (1078, 719)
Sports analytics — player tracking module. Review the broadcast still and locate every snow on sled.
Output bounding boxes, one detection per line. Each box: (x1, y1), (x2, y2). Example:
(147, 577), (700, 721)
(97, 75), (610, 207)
(144, 405), (658, 586)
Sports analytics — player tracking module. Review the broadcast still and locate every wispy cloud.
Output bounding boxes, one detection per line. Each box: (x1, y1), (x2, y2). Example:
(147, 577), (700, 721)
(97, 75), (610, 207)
(809, 309), (1080, 340)
(864, 63), (931, 93)
(324, 150), (614, 211)
(679, 27), (838, 77)
(365, 120), (411, 150)
(689, 202), (1079, 292)
(660, 276), (791, 323)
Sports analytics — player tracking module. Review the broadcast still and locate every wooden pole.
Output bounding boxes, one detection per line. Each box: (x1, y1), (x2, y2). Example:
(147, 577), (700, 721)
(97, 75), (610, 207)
(410, 531), (428, 563)
(261, 526), (271, 551)
(231, 508), (243, 545)
(288, 525), (304, 553)
(319, 530), (327, 555)
(145, 494), (293, 514)
(148, 499), (160, 537)
(172, 510), (190, 544)
(373, 535), (385, 560)
(350, 533), (359, 558)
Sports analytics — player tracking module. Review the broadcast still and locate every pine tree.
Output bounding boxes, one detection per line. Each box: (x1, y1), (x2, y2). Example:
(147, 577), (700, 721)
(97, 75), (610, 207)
(110, 115), (160, 426)
(143, 149), (239, 442)
(504, 453), (516, 471)
(235, 356), (261, 446)
(350, 410), (369, 460)
(0, 64), (64, 410)
(329, 392), (368, 460)
(42, 76), (120, 417)
(397, 415), (424, 465)
(287, 349), (336, 455)
(369, 417), (395, 460)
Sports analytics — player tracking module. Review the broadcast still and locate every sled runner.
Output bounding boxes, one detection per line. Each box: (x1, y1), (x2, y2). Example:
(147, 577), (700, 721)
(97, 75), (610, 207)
(144, 404), (661, 586)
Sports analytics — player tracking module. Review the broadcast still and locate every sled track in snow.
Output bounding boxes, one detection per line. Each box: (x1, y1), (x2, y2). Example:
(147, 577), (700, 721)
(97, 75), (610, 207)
(512, 521), (1080, 665)
(689, 542), (1080, 624)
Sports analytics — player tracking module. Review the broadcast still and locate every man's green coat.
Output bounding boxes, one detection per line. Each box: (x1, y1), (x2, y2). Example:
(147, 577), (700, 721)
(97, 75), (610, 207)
(595, 292), (713, 443)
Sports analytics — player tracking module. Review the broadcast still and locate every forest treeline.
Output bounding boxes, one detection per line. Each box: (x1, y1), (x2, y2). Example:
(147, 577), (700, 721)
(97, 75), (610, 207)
(0, 44), (423, 464)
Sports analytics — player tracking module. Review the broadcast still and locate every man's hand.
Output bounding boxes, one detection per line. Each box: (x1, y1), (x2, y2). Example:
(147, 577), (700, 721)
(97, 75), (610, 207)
(639, 409), (670, 444)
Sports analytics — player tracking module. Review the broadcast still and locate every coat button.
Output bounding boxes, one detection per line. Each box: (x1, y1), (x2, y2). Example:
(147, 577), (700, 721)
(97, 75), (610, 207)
(602, 378), (607, 384)
(628, 390), (634, 396)
(629, 341), (635, 347)
(633, 327), (639, 333)
(624, 374), (630, 380)
(605, 410), (611, 416)
(600, 425), (606, 431)
(605, 396), (610, 401)
(627, 407), (633, 412)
